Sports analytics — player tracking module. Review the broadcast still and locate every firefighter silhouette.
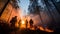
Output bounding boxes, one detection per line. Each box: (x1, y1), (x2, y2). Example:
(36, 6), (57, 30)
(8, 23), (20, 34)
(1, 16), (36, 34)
(18, 19), (21, 28)
(29, 19), (33, 28)
(10, 16), (17, 27)
(26, 20), (28, 29)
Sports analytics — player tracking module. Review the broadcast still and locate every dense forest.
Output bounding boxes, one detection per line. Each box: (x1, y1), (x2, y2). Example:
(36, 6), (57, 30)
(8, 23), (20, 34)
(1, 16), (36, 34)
(0, 0), (60, 33)
(28, 0), (60, 31)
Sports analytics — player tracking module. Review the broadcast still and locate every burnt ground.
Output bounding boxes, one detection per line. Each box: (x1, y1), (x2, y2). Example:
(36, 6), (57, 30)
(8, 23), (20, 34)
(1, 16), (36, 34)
(0, 23), (57, 34)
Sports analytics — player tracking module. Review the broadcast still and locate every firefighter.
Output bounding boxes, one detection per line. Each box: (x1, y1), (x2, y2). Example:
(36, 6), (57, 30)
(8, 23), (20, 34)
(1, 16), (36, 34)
(26, 20), (28, 29)
(18, 19), (21, 28)
(29, 19), (33, 28)
(10, 16), (17, 27)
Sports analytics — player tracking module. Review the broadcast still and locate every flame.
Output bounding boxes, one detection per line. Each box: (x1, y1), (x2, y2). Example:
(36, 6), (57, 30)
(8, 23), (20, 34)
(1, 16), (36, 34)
(39, 27), (45, 31)
(45, 28), (54, 32)
(15, 15), (54, 32)
(38, 26), (54, 32)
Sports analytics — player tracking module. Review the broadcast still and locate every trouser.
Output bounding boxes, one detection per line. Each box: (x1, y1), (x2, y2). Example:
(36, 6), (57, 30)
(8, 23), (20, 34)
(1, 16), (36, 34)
(30, 24), (33, 28)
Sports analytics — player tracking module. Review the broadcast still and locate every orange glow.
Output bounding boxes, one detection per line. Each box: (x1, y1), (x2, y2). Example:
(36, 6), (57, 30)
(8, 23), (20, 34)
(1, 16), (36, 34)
(27, 23), (30, 28)
(45, 28), (54, 32)
(15, 22), (19, 27)
(15, 15), (54, 32)
(21, 20), (25, 25)
(38, 26), (54, 32)
(39, 26), (45, 31)
(20, 19), (26, 28)
(30, 27), (35, 30)
(31, 28), (35, 30)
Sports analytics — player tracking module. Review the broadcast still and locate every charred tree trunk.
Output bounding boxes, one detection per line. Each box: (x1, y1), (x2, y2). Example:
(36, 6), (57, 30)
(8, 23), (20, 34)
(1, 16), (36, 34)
(51, 0), (60, 14)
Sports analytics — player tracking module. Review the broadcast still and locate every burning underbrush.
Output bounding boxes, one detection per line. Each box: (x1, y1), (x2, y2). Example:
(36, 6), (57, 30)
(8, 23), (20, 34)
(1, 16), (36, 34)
(15, 14), (54, 33)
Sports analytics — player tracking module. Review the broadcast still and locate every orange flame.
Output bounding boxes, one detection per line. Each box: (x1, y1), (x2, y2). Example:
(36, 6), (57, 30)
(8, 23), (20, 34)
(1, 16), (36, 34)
(38, 26), (54, 32)
(39, 27), (45, 31)
(45, 28), (54, 32)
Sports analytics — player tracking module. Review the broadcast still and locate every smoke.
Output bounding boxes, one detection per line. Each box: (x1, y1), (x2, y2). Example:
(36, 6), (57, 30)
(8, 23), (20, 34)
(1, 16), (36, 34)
(27, 14), (41, 26)
(27, 10), (53, 28)
(10, 0), (20, 9)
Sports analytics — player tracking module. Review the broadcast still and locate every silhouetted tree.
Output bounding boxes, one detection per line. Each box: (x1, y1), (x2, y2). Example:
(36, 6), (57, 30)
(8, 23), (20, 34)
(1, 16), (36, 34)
(51, 0), (60, 14)
(10, 0), (20, 9)
(28, 0), (60, 31)
(43, 0), (60, 31)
